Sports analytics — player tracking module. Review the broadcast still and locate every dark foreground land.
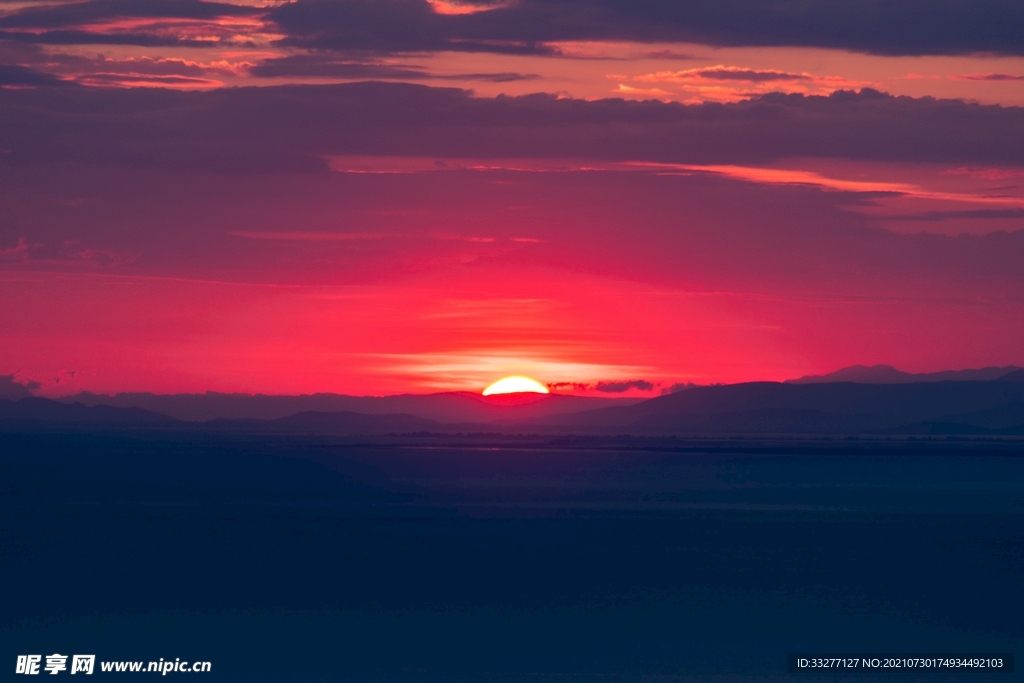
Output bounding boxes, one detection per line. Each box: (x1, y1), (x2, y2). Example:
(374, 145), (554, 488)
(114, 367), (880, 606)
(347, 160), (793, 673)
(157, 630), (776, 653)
(1, 430), (1022, 682)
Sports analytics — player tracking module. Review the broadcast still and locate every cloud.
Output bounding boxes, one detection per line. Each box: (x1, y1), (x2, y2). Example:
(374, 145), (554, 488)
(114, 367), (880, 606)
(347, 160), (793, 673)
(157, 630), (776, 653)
(547, 381), (592, 391)
(230, 231), (401, 240)
(669, 164), (1024, 207)
(268, 0), (1024, 57)
(0, 62), (69, 86)
(595, 379), (654, 392)
(956, 73), (1024, 81)
(0, 236), (134, 268)
(943, 166), (1024, 180)
(3, 83), (1024, 174)
(624, 65), (873, 102)
(269, 0), (555, 55)
(75, 72), (224, 89)
(0, 0), (275, 47)
(374, 352), (652, 392)
(0, 237), (30, 260)
(437, 72), (540, 82)
(661, 382), (697, 394)
(2, 0), (1023, 57)
(250, 55), (430, 79)
(0, 45), (266, 91)
(249, 53), (540, 83)
(0, 0), (258, 30)
(425, 0), (513, 15)
(880, 208), (1024, 222)
(538, 379), (659, 392)
(645, 66), (811, 83)
(0, 374), (40, 400)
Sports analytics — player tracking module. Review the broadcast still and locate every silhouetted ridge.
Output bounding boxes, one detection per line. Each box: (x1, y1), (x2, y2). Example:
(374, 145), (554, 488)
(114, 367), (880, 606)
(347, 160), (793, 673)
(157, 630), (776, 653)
(57, 391), (642, 422)
(16, 375), (1024, 435)
(205, 410), (442, 435)
(548, 380), (1024, 434)
(0, 397), (177, 425)
(789, 364), (1022, 384)
(995, 369), (1024, 382)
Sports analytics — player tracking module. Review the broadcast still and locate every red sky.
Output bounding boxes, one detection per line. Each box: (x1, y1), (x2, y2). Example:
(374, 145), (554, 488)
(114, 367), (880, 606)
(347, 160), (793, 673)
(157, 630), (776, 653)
(1, 0), (1023, 396)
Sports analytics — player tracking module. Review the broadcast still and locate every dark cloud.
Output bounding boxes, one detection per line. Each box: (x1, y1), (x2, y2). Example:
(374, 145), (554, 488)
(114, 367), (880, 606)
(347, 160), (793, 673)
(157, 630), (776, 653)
(0, 63), (69, 86)
(548, 382), (592, 391)
(76, 73), (219, 86)
(269, 0), (555, 55)
(1, 0), (1021, 56)
(0, 0), (262, 48)
(884, 208), (1024, 222)
(595, 380), (654, 393)
(0, 0), (256, 29)
(250, 55), (430, 79)
(690, 67), (809, 82)
(959, 73), (1024, 81)
(269, 0), (1024, 57)
(0, 374), (39, 400)
(661, 382), (698, 394)
(437, 72), (540, 83)
(2, 83), (1024, 173)
(640, 50), (698, 60)
(0, 29), (247, 48)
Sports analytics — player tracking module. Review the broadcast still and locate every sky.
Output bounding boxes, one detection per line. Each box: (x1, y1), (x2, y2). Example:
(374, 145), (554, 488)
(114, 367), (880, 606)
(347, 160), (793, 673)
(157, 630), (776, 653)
(1, 0), (1024, 397)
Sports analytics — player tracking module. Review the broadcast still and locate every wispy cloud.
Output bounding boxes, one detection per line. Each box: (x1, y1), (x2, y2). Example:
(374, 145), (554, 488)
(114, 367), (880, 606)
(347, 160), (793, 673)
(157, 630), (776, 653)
(0, 1), (285, 60)
(370, 351), (653, 392)
(230, 231), (401, 241)
(0, 237), (29, 261)
(322, 155), (1024, 209)
(955, 73), (1024, 81)
(649, 164), (1024, 207)
(640, 65), (811, 83)
(75, 72), (224, 89)
(874, 208), (1024, 222)
(425, 0), (514, 16)
(624, 64), (874, 102)
(943, 167), (1024, 180)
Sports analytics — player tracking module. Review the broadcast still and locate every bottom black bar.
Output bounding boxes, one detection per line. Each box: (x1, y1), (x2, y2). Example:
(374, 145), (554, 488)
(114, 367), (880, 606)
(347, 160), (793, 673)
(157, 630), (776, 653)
(788, 654), (1014, 674)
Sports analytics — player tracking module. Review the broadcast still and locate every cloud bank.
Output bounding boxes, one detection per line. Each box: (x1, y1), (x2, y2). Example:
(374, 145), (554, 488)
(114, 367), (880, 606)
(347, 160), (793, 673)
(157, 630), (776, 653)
(3, 83), (1024, 173)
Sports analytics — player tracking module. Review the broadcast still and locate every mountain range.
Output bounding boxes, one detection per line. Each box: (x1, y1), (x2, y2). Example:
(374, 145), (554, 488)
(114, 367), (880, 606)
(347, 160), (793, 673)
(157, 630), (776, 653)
(787, 364), (1022, 384)
(51, 389), (642, 423)
(3, 366), (1024, 436)
(541, 372), (1024, 435)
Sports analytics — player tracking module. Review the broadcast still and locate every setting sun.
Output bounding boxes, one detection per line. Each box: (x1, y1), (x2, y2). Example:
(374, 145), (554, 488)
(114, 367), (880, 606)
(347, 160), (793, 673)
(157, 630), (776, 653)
(482, 376), (550, 396)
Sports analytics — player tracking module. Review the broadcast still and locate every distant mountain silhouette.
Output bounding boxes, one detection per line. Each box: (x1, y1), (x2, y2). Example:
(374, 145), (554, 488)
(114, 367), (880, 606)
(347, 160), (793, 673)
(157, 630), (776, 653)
(546, 379), (1024, 435)
(205, 410), (444, 435)
(0, 397), (177, 425)
(15, 375), (1024, 436)
(788, 364), (1022, 384)
(995, 369), (1024, 382)
(56, 391), (642, 423)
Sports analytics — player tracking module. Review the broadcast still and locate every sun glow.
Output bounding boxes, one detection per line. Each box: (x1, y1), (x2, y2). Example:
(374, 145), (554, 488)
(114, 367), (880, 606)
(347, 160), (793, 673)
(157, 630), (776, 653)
(482, 376), (550, 396)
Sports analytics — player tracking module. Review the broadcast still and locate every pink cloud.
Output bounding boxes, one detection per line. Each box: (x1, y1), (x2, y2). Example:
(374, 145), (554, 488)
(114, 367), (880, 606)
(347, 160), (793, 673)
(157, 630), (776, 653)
(230, 231), (402, 241)
(75, 73), (225, 89)
(622, 65), (876, 102)
(0, 237), (29, 261)
(425, 0), (513, 15)
(955, 73), (1024, 81)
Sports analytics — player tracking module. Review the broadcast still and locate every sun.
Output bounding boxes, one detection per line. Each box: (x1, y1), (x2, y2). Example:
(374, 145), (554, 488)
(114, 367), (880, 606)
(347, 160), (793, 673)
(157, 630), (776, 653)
(482, 376), (550, 396)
